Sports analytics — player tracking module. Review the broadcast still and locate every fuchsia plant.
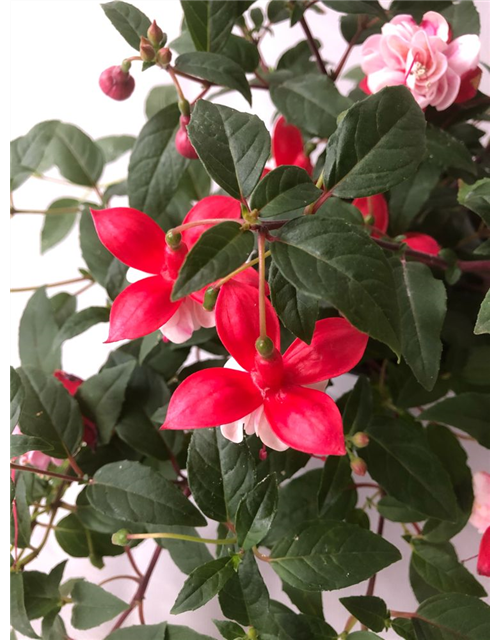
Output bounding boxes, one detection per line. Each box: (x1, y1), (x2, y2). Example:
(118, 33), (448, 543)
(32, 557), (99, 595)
(10, 1), (490, 638)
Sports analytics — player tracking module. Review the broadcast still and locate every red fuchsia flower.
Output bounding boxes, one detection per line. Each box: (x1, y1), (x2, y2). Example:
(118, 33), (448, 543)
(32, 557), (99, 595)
(263, 116), (313, 177)
(99, 65), (135, 101)
(478, 526), (490, 577)
(360, 11), (481, 110)
(162, 281), (368, 455)
(352, 194), (389, 236)
(91, 195), (242, 344)
(401, 232), (441, 255)
(175, 115), (198, 160)
(54, 370), (97, 449)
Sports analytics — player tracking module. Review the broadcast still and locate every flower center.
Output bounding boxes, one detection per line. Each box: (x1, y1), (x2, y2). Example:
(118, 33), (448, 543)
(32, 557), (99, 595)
(162, 242), (188, 281)
(251, 350), (284, 393)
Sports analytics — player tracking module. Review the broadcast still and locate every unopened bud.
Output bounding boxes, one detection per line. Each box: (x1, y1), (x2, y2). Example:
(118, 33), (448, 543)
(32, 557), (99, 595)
(140, 36), (156, 62)
(350, 457), (367, 477)
(241, 204), (258, 223)
(255, 336), (275, 358)
(112, 529), (131, 546)
(178, 98), (191, 117)
(165, 230), (182, 249)
(364, 213), (374, 226)
(203, 287), (219, 311)
(147, 20), (164, 47)
(351, 432), (370, 449)
(175, 120), (198, 159)
(99, 65), (135, 101)
(156, 46), (172, 68)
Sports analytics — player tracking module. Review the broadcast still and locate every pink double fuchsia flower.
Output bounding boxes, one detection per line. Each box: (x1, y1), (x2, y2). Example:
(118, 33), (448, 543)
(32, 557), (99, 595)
(469, 471), (490, 577)
(361, 11), (481, 110)
(263, 116), (313, 177)
(91, 195), (242, 343)
(162, 281), (368, 455)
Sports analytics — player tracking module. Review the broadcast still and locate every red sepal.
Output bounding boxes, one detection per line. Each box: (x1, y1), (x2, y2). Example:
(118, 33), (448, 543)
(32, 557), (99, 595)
(477, 527), (490, 577)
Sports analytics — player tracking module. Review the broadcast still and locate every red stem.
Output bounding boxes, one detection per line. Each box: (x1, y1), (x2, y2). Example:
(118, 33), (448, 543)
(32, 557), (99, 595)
(300, 14), (329, 76)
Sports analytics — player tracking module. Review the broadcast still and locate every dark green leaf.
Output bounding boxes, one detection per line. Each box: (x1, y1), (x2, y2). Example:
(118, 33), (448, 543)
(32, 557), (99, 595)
(390, 1), (452, 22)
(96, 135), (135, 163)
(181, 1), (236, 52)
(176, 161), (212, 201)
(115, 406), (169, 459)
(10, 367), (25, 432)
(341, 14), (382, 46)
(49, 123), (104, 186)
(270, 519), (401, 590)
(54, 513), (125, 563)
(342, 375), (373, 436)
(414, 594), (489, 639)
(441, 1), (480, 37)
(340, 596), (389, 632)
(426, 125), (477, 176)
(251, 166), (321, 218)
(420, 393), (489, 448)
(347, 633), (384, 640)
(377, 496), (425, 523)
(458, 178), (490, 226)
(268, 0), (289, 23)
(281, 582), (324, 619)
(222, 35), (260, 72)
(11, 121), (59, 190)
(173, 222), (254, 300)
(360, 418), (460, 521)
(236, 474), (278, 550)
(19, 288), (61, 373)
(11, 474), (31, 548)
(317, 455), (356, 520)
(23, 565), (64, 620)
(128, 104), (189, 227)
(213, 620), (246, 640)
(106, 623), (216, 640)
(71, 580), (128, 629)
(10, 434), (53, 458)
(105, 258), (128, 300)
(171, 557), (236, 614)
(271, 217), (401, 355)
(88, 460), (206, 526)
(145, 86), (179, 119)
(79, 206), (114, 286)
(53, 307), (110, 348)
(175, 52), (252, 104)
(269, 262), (318, 344)
(323, 1), (387, 19)
(76, 361), (135, 444)
(277, 40), (319, 75)
(50, 292), (77, 328)
(187, 429), (255, 522)
(147, 525), (213, 574)
(270, 75), (351, 138)
(188, 100), (270, 199)
(474, 291), (490, 335)
(41, 613), (67, 640)
(323, 86), (426, 197)
(18, 367), (83, 458)
(10, 573), (39, 639)
(391, 617), (417, 640)
(41, 198), (80, 254)
(101, 1), (151, 49)
(316, 197), (366, 226)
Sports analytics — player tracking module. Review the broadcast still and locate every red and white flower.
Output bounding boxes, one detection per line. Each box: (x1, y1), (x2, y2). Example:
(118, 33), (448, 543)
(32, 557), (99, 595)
(162, 281), (368, 455)
(401, 232), (441, 255)
(353, 194), (389, 236)
(470, 471), (490, 577)
(91, 195), (241, 344)
(263, 116), (313, 177)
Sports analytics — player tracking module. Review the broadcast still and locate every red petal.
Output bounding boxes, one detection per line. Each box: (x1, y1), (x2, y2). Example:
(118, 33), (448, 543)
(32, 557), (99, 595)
(216, 281), (280, 372)
(359, 77), (371, 95)
(272, 116), (306, 168)
(162, 368), (262, 429)
(477, 527), (490, 577)
(181, 195), (242, 249)
(283, 317), (368, 385)
(455, 67), (482, 104)
(402, 232), (441, 256)
(264, 385), (346, 455)
(91, 208), (166, 274)
(107, 276), (179, 342)
(53, 371), (83, 396)
(352, 195), (389, 234)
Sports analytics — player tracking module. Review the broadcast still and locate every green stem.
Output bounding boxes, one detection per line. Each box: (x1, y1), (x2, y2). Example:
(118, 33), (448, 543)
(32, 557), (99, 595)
(215, 251), (270, 289)
(258, 232), (267, 340)
(10, 463), (87, 483)
(127, 532), (237, 545)
(10, 276), (92, 293)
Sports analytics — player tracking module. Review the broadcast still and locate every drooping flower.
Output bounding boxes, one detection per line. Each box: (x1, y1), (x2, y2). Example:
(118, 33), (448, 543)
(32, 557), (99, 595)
(162, 281), (368, 455)
(469, 471), (490, 577)
(175, 115), (198, 160)
(99, 65), (135, 101)
(91, 196), (241, 343)
(263, 116), (313, 177)
(402, 232), (441, 255)
(361, 11), (481, 110)
(353, 194), (389, 235)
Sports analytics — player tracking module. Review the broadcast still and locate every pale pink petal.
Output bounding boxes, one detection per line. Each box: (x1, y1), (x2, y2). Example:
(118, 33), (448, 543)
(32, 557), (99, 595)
(433, 68), (461, 110)
(421, 11), (450, 42)
(361, 35), (386, 74)
(367, 68), (406, 94)
(250, 406), (289, 452)
(160, 297), (215, 344)
(470, 471), (490, 534)
(220, 420), (245, 444)
(446, 35), (481, 77)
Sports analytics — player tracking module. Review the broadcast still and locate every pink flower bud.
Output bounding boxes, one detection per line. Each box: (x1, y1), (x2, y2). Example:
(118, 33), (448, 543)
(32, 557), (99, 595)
(147, 20), (164, 47)
(351, 432), (370, 449)
(175, 119), (198, 159)
(140, 36), (156, 62)
(259, 445), (268, 461)
(156, 47), (172, 68)
(99, 66), (135, 101)
(350, 457), (367, 476)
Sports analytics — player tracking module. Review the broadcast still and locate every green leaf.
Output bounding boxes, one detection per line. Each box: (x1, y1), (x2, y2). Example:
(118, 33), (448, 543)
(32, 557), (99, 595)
(10, 434), (53, 458)
(147, 525), (213, 574)
(41, 198), (80, 254)
(79, 206), (114, 286)
(11, 121), (59, 190)
(376, 496), (425, 523)
(359, 418), (460, 521)
(181, 1), (236, 53)
(342, 375), (373, 436)
(53, 307), (110, 349)
(281, 582), (324, 619)
(23, 565), (65, 620)
(277, 40), (320, 75)
(49, 123), (104, 187)
(76, 361), (135, 445)
(96, 135), (135, 163)
(187, 429), (255, 522)
(391, 617), (417, 640)
(474, 291), (490, 335)
(171, 557), (236, 614)
(175, 52), (252, 104)
(19, 288), (61, 374)
(426, 125), (477, 176)
(441, 1), (480, 37)
(41, 613), (67, 640)
(188, 100), (270, 199)
(269, 262), (318, 344)
(50, 292), (77, 328)
(458, 178), (490, 226)
(10, 573), (39, 639)
(323, 1), (387, 19)
(271, 217), (401, 355)
(10, 367), (25, 432)
(55, 513), (126, 563)
(236, 474), (279, 550)
(11, 474), (31, 548)
(106, 623), (216, 640)
(88, 460), (206, 526)
(317, 455), (356, 520)
(270, 519), (401, 590)
(213, 620), (247, 640)
(172, 222), (254, 300)
(18, 367), (83, 458)
(390, 1), (452, 22)
(270, 75), (351, 138)
(323, 86), (426, 197)
(251, 166), (322, 218)
(71, 580), (128, 629)
(128, 104), (189, 227)
(340, 596), (389, 632)
(415, 594), (489, 639)
(347, 633), (384, 640)
(145, 86), (179, 119)
(115, 406), (170, 459)
(222, 35), (260, 73)
(101, 1), (151, 49)
(419, 393), (489, 448)
(394, 260), (447, 391)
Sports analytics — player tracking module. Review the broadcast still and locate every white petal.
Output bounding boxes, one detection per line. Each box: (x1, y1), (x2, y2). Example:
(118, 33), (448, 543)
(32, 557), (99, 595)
(126, 267), (148, 284)
(253, 408), (288, 452)
(220, 420), (245, 444)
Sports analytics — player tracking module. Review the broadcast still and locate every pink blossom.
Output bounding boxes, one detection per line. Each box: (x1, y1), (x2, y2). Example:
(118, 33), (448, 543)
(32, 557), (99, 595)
(99, 66), (135, 101)
(470, 471), (490, 533)
(361, 11), (481, 110)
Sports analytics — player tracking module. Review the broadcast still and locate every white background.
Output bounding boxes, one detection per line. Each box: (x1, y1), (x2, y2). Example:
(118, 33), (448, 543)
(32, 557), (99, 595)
(10, 1), (490, 639)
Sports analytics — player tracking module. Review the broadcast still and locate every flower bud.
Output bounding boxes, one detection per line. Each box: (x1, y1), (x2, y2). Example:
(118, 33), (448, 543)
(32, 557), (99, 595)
(255, 336), (275, 358)
(175, 119), (198, 160)
(178, 98), (191, 117)
(364, 213), (374, 226)
(259, 445), (268, 461)
(165, 230), (182, 249)
(203, 287), (219, 311)
(350, 457), (368, 477)
(147, 20), (164, 47)
(140, 36), (156, 62)
(156, 47), (172, 68)
(99, 65), (135, 101)
(112, 529), (131, 546)
(351, 432), (370, 449)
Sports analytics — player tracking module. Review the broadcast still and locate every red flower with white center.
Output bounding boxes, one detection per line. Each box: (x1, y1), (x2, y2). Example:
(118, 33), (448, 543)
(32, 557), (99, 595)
(263, 116), (313, 177)
(353, 194), (389, 236)
(162, 281), (368, 455)
(91, 195), (241, 344)
(402, 232), (441, 255)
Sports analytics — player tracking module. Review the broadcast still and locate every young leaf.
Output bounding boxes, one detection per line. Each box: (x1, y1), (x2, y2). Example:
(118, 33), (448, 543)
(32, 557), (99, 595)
(271, 217), (401, 356)
(235, 474), (279, 550)
(181, 0), (236, 53)
(50, 123), (104, 187)
(41, 198), (80, 254)
(188, 100), (270, 200)
(19, 288), (61, 374)
(53, 307), (110, 349)
(340, 595), (389, 632)
(171, 557), (236, 614)
(11, 474), (31, 549)
(415, 594), (489, 639)
(270, 519), (401, 591)
(323, 86), (426, 197)
(10, 573), (39, 639)
(474, 291), (490, 335)
(71, 580), (128, 629)
(270, 75), (351, 138)
(172, 222), (254, 300)
(88, 460), (206, 526)
(10, 367), (25, 432)
(251, 166), (322, 218)
(101, 1), (151, 50)
(96, 135), (135, 163)
(174, 52), (252, 104)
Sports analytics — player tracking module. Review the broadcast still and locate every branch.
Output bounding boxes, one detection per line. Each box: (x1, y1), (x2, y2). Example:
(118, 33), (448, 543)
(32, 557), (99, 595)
(299, 14), (329, 76)
(10, 276), (92, 293)
(10, 463), (86, 483)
